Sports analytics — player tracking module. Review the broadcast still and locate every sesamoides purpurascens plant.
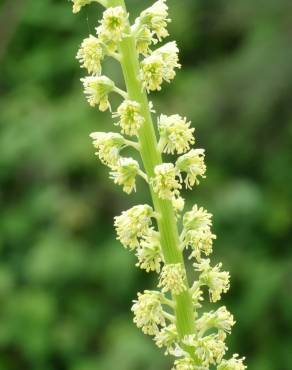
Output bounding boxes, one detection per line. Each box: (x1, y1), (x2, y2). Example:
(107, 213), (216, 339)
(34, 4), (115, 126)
(71, 0), (247, 369)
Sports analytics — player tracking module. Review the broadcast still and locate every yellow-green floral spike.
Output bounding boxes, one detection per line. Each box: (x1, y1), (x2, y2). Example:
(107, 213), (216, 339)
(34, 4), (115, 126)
(71, 0), (247, 368)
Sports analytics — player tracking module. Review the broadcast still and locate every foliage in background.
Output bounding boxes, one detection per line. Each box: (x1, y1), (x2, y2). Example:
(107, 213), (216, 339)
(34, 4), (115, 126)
(0, 0), (291, 369)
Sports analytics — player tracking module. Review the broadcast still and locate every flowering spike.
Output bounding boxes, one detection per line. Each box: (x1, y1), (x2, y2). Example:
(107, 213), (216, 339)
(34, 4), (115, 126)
(72, 1), (246, 368)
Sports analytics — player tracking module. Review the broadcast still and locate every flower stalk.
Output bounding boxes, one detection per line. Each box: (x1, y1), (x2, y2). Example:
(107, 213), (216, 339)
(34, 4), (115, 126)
(71, 0), (247, 368)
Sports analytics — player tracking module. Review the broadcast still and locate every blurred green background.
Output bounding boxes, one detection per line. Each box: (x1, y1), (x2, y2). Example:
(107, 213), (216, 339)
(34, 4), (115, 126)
(0, 0), (291, 369)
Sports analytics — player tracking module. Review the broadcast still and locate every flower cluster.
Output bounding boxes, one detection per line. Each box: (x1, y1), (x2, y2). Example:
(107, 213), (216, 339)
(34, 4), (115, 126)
(176, 149), (206, 189)
(181, 205), (217, 260)
(194, 259), (230, 303)
(158, 114), (195, 154)
(151, 163), (181, 200)
(141, 41), (181, 92)
(158, 263), (187, 295)
(196, 306), (235, 335)
(136, 230), (163, 273)
(113, 100), (145, 136)
(72, 0), (95, 14)
(76, 35), (104, 75)
(114, 204), (154, 249)
(132, 290), (166, 335)
(90, 131), (125, 166)
(81, 75), (115, 111)
(217, 355), (247, 370)
(96, 6), (128, 44)
(132, 0), (170, 55)
(72, 1), (246, 369)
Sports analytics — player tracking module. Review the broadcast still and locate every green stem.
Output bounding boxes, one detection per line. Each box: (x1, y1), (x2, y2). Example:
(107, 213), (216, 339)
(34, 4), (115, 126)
(109, 0), (196, 340)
